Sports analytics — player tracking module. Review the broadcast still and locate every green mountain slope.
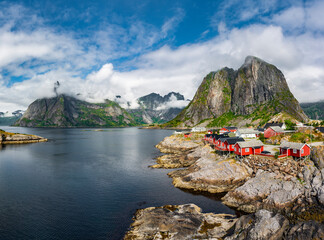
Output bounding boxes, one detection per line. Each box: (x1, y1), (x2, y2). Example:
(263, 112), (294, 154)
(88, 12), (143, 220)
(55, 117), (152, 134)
(15, 95), (137, 127)
(164, 56), (308, 128)
(300, 101), (324, 120)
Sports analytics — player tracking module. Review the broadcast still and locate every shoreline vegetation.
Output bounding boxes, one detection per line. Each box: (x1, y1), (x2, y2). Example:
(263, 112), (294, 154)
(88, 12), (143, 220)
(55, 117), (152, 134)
(0, 129), (47, 145)
(124, 132), (324, 239)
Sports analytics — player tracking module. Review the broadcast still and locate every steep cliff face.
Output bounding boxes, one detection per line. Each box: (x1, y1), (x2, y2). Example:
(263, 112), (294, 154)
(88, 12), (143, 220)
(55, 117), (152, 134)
(166, 56), (308, 127)
(15, 95), (136, 127)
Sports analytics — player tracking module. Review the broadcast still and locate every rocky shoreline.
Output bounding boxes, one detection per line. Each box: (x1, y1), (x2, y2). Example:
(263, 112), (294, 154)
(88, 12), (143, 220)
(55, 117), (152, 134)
(124, 133), (324, 239)
(0, 130), (47, 144)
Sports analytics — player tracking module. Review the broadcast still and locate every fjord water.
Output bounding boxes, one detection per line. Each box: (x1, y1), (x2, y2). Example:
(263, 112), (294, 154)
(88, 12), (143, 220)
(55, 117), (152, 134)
(0, 127), (234, 240)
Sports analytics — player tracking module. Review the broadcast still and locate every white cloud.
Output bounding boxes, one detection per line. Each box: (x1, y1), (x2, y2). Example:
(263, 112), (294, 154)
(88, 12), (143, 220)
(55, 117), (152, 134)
(272, 7), (305, 30)
(1, 2), (324, 114)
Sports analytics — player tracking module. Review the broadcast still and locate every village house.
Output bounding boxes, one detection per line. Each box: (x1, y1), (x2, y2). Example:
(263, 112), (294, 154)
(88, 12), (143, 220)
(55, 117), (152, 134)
(264, 126), (285, 138)
(207, 129), (218, 134)
(280, 141), (311, 158)
(219, 127), (237, 134)
(264, 122), (286, 130)
(191, 127), (206, 132)
(234, 140), (264, 156)
(174, 129), (190, 135)
(236, 128), (260, 138)
(223, 137), (245, 151)
(183, 132), (192, 138)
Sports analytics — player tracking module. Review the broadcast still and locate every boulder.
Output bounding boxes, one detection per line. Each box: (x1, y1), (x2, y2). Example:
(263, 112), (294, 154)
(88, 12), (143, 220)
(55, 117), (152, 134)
(124, 204), (237, 240)
(284, 220), (324, 240)
(311, 145), (324, 169)
(225, 209), (289, 240)
(222, 170), (304, 213)
(168, 156), (252, 193)
(155, 135), (201, 154)
(151, 144), (214, 169)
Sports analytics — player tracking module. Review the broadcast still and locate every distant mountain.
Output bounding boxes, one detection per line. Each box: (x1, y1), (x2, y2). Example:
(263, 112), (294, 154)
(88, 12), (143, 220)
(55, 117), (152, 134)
(0, 110), (24, 126)
(0, 116), (20, 126)
(164, 56), (308, 128)
(138, 92), (185, 109)
(128, 92), (188, 124)
(300, 101), (324, 120)
(15, 95), (137, 127)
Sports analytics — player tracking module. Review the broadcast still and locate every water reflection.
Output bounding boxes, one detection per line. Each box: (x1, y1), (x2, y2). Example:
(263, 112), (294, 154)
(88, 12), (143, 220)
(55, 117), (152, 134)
(0, 127), (236, 240)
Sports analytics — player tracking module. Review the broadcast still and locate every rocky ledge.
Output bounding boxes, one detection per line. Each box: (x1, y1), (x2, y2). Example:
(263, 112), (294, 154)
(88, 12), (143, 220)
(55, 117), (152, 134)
(152, 134), (203, 168)
(226, 209), (324, 240)
(0, 130), (47, 144)
(127, 134), (324, 239)
(124, 204), (237, 240)
(124, 204), (324, 240)
(169, 154), (252, 193)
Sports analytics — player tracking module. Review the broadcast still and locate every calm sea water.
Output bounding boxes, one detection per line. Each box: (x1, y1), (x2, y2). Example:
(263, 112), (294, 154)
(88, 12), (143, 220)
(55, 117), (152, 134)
(0, 127), (235, 240)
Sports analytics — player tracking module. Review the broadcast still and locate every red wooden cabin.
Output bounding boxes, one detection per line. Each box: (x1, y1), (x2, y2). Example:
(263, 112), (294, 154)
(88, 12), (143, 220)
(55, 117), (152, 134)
(264, 126), (284, 138)
(224, 137), (245, 151)
(234, 140), (264, 156)
(279, 141), (311, 158)
(219, 127), (237, 134)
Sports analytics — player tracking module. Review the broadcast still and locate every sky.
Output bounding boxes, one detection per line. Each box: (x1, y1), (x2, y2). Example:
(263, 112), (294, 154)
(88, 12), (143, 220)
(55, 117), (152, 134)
(0, 0), (324, 113)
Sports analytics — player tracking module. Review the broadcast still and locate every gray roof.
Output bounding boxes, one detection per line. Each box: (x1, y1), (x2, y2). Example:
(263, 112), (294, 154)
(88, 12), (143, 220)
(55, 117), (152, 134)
(236, 140), (264, 148)
(264, 122), (284, 129)
(280, 141), (309, 150)
(237, 128), (260, 134)
(269, 126), (284, 132)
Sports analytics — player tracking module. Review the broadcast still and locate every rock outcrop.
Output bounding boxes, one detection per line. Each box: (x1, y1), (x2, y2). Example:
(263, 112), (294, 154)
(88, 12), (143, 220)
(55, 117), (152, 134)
(0, 130), (47, 144)
(222, 165), (324, 220)
(15, 94), (136, 127)
(169, 156), (253, 193)
(155, 134), (201, 154)
(226, 209), (324, 240)
(152, 134), (203, 168)
(165, 56), (308, 127)
(124, 204), (237, 240)
(222, 170), (305, 213)
(225, 209), (289, 240)
(311, 145), (324, 169)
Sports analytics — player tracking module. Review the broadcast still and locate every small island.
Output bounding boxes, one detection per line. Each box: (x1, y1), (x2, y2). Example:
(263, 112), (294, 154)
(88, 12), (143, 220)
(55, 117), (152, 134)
(0, 129), (47, 144)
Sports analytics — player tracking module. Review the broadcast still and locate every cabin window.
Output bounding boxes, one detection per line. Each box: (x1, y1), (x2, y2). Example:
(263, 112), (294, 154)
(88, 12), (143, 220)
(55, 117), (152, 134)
(293, 149), (297, 154)
(245, 148), (249, 153)
(239, 148), (241, 153)
(301, 149), (304, 154)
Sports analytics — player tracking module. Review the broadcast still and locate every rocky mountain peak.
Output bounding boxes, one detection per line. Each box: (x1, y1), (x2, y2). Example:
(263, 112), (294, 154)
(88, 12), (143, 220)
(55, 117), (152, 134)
(138, 92), (185, 110)
(165, 56), (308, 128)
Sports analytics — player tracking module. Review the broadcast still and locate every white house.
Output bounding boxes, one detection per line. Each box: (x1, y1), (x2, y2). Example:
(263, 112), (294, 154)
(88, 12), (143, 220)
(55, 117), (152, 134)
(191, 127), (206, 132)
(236, 128), (261, 138)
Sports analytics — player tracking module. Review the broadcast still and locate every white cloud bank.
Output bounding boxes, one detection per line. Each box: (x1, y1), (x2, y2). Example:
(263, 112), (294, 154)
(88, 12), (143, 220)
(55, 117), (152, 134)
(1, 2), (324, 113)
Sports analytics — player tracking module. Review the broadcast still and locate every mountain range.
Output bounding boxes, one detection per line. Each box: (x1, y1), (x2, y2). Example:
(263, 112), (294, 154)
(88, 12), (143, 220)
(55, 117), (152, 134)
(128, 92), (187, 124)
(14, 92), (187, 127)
(11, 56), (317, 128)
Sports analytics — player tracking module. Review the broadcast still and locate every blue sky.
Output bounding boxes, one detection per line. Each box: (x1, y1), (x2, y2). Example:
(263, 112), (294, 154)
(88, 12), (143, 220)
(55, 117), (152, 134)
(0, 0), (324, 112)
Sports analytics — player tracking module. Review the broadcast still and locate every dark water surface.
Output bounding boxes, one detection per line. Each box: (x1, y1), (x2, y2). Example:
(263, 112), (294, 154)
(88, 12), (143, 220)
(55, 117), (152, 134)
(0, 127), (235, 239)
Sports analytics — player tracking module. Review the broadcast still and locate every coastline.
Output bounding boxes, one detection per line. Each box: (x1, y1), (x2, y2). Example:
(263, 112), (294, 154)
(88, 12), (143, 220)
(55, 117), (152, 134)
(124, 132), (324, 239)
(0, 129), (48, 145)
